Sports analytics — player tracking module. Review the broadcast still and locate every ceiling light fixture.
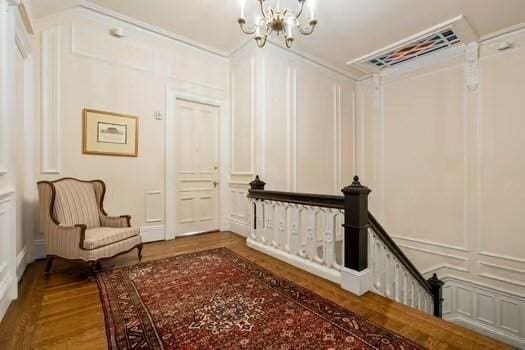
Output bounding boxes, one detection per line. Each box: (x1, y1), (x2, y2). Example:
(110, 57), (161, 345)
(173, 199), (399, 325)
(238, 0), (317, 48)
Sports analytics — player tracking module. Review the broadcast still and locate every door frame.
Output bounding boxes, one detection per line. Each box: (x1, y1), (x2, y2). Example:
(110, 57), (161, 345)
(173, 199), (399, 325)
(165, 85), (228, 240)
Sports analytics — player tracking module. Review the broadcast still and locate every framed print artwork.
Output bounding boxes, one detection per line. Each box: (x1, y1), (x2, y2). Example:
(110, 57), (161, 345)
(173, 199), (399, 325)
(83, 109), (139, 157)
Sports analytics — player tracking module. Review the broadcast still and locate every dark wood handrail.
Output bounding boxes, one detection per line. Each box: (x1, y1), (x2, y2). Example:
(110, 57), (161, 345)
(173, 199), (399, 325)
(248, 188), (433, 297)
(248, 189), (344, 209)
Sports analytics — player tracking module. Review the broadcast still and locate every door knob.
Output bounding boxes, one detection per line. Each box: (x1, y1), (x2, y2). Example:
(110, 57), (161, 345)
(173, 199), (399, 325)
(213, 181), (219, 188)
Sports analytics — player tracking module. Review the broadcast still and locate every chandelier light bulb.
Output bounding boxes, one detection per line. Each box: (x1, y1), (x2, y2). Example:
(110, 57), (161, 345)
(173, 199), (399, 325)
(237, 0), (318, 48)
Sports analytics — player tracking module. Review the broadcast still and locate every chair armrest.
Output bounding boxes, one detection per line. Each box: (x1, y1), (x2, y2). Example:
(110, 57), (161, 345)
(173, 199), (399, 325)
(51, 224), (88, 251)
(100, 215), (131, 228)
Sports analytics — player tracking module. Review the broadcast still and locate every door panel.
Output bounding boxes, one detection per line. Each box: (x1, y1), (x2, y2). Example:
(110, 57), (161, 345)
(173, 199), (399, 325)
(175, 100), (220, 236)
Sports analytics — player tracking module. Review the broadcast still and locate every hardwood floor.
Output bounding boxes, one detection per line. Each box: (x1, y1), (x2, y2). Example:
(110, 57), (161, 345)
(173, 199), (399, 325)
(0, 232), (511, 349)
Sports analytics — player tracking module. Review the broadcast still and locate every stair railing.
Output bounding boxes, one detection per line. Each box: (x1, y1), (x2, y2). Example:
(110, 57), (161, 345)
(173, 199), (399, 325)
(247, 175), (444, 317)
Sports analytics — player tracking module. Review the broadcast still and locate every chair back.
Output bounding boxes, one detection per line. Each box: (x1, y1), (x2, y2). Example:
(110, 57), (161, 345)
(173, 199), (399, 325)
(52, 179), (101, 228)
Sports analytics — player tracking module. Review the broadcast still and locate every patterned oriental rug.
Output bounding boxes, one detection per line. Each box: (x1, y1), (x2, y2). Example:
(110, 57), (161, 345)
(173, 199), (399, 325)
(97, 248), (425, 349)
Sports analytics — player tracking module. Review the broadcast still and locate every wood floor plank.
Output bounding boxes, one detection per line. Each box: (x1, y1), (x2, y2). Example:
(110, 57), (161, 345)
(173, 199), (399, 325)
(0, 232), (513, 349)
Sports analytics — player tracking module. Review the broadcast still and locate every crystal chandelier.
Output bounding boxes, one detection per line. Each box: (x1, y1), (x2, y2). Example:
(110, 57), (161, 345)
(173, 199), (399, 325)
(238, 0), (318, 48)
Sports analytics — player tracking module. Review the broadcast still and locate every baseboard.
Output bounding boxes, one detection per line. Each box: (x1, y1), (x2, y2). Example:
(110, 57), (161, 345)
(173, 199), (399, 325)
(229, 219), (249, 237)
(140, 225), (165, 243)
(442, 276), (525, 348)
(32, 239), (47, 260)
(16, 246), (29, 281)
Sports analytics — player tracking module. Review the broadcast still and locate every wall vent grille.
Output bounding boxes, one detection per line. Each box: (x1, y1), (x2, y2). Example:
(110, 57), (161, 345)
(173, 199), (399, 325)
(368, 29), (461, 69)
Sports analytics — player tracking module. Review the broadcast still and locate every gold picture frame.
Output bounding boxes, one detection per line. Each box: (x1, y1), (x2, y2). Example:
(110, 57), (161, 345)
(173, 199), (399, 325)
(82, 109), (139, 157)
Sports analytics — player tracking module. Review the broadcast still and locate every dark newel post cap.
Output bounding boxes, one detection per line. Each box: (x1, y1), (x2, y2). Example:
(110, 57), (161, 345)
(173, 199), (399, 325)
(249, 175), (266, 190)
(428, 273), (445, 287)
(341, 175), (371, 195)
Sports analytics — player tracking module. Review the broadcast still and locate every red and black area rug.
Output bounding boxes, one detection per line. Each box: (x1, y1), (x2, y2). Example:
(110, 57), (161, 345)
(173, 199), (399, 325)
(97, 248), (424, 349)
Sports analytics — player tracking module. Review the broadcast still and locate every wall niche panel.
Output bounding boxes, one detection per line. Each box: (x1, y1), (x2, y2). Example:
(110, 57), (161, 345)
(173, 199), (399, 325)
(295, 64), (337, 195)
(264, 49), (290, 191)
(481, 45), (525, 261)
(382, 65), (466, 248)
(231, 54), (254, 175)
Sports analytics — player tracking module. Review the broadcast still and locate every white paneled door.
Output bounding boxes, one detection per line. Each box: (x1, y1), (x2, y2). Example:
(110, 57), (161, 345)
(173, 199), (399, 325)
(175, 99), (220, 236)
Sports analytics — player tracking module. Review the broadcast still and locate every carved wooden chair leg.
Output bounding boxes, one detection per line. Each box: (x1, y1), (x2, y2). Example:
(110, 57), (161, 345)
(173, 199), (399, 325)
(87, 261), (97, 281)
(44, 256), (54, 275)
(137, 244), (144, 261)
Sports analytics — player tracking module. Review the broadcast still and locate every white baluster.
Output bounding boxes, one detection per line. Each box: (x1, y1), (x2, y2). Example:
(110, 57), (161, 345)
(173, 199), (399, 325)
(385, 253), (392, 298)
(374, 241), (382, 291)
(277, 203), (288, 249)
(403, 272), (408, 305)
(324, 209), (336, 268)
(306, 207), (317, 261)
(289, 204), (301, 255)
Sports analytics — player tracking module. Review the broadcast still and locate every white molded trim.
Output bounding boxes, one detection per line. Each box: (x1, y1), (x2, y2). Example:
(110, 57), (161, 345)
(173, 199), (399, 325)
(41, 25), (61, 175)
(479, 251), (525, 264)
(247, 238), (341, 284)
(392, 234), (469, 253)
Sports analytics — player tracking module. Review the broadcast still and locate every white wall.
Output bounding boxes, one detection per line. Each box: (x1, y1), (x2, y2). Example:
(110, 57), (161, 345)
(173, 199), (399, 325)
(34, 7), (229, 247)
(357, 31), (525, 346)
(228, 42), (356, 236)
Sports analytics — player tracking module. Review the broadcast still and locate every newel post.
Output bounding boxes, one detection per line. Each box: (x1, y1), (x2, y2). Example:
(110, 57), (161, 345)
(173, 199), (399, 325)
(428, 273), (445, 318)
(340, 176), (373, 296)
(249, 175), (266, 190)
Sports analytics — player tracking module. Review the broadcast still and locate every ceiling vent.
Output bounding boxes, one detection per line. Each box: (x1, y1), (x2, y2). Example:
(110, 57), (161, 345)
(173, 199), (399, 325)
(347, 16), (478, 76)
(367, 29), (461, 69)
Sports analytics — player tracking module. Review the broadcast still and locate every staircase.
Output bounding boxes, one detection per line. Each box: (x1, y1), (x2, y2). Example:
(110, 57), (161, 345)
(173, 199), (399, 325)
(246, 175), (444, 318)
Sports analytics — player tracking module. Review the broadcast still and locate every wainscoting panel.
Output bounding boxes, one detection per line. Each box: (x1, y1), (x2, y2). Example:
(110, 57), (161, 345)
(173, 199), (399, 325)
(145, 191), (162, 223)
(41, 26), (61, 174)
(140, 225), (165, 243)
(443, 277), (525, 348)
(0, 188), (16, 321)
(228, 182), (250, 237)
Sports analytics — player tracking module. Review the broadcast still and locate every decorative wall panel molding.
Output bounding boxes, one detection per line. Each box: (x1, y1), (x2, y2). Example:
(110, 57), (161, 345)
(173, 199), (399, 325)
(287, 67), (297, 191)
(145, 191), (162, 223)
(41, 26), (61, 174)
(443, 276), (524, 348)
(230, 55), (255, 176)
(71, 22), (156, 73)
(333, 84), (342, 193)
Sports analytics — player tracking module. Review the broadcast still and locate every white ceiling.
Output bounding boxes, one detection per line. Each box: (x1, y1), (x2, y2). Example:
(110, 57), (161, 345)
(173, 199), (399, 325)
(32, 0), (525, 73)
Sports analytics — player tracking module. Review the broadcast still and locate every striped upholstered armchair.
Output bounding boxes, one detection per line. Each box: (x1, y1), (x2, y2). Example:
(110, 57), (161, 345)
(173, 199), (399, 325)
(38, 178), (143, 274)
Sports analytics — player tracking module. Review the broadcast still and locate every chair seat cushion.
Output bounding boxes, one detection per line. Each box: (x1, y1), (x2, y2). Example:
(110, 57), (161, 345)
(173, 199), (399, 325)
(84, 226), (139, 250)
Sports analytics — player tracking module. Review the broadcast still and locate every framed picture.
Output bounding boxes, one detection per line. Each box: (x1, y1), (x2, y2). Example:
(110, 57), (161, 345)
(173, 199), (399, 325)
(83, 109), (139, 157)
